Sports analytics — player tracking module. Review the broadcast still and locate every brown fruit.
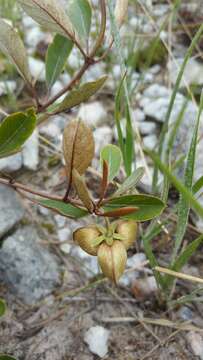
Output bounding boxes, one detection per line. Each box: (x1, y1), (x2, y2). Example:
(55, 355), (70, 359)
(116, 220), (137, 250)
(98, 240), (127, 283)
(73, 225), (101, 256)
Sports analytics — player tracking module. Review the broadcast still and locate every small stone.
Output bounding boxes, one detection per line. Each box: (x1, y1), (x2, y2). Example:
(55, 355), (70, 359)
(143, 134), (157, 149)
(0, 226), (60, 304)
(169, 57), (203, 87)
(132, 276), (158, 300)
(0, 185), (25, 238)
(0, 81), (16, 96)
(0, 153), (22, 172)
(54, 214), (67, 228)
(132, 108), (145, 122)
(28, 57), (46, 82)
(84, 326), (110, 358)
(139, 121), (156, 135)
(186, 331), (203, 360)
(94, 126), (113, 157)
(78, 102), (107, 128)
(25, 26), (45, 49)
(60, 243), (72, 254)
(22, 129), (39, 170)
(58, 228), (71, 242)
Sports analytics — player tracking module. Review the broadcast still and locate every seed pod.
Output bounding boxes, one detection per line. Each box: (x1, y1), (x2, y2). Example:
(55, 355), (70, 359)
(116, 220), (137, 250)
(73, 225), (101, 256)
(98, 240), (127, 283)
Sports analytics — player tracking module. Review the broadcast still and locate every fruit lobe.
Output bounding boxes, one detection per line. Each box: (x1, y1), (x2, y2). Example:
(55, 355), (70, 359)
(98, 240), (127, 283)
(73, 225), (101, 256)
(116, 220), (137, 249)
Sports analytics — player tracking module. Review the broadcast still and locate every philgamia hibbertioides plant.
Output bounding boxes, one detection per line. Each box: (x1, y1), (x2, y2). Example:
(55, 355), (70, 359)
(0, 0), (165, 283)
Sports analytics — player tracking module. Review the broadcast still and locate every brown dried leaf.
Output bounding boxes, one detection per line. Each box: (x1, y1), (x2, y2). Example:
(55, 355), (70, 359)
(102, 207), (139, 218)
(72, 168), (94, 213)
(63, 119), (95, 186)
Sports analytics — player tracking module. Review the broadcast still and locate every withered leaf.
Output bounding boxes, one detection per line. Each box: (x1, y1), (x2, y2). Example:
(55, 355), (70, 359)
(101, 207), (139, 218)
(17, 0), (76, 42)
(72, 168), (94, 213)
(0, 19), (32, 85)
(63, 119), (95, 187)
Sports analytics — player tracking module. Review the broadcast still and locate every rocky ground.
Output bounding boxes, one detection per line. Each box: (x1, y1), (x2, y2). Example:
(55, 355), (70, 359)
(1, 1), (203, 359)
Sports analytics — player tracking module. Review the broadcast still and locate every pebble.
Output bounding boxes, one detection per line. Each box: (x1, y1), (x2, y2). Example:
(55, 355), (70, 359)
(22, 129), (39, 171)
(78, 102), (107, 128)
(169, 57), (203, 87)
(0, 184), (25, 239)
(143, 134), (157, 149)
(0, 153), (22, 172)
(28, 57), (46, 82)
(84, 326), (110, 358)
(0, 226), (61, 304)
(186, 331), (203, 360)
(0, 81), (16, 96)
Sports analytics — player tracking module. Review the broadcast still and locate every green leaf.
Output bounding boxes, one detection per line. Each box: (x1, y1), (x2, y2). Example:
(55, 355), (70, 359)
(17, 0), (75, 41)
(46, 34), (73, 88)
(0, 356), (17, 360)
(52, 76), (107, 114)
(115, 167), (145, 196)
(100, 145), (122, 182)
(165, 234), (203, 288)
(0, 109), (37, 158)
(68, 0), (92, 42)
(0, 19), (32, 85)
(147, 150), (203, 219)
(171, 90), (203, 263)
(193, 175), (203, 194)
(38, 199), (88, 218)
(0, 299), (6, 317)
(104, 194), (165, 222)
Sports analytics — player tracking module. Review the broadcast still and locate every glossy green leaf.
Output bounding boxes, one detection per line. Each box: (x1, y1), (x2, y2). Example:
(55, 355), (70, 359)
(100, 145), (122, 182)
(0, 356), (17, 360)
(0, 19), (32, 85)
(38, 199), (88, 218)
(0, 109), (37, 158)
(46, 34), (73, 88)
(115, 167), (145, 196)
(68, 0), (92, 41)
(17, 0), (75, 41)
(52, 76), (107, 114)
(104, 194), (165, 221)
(0, 299), (6, 317)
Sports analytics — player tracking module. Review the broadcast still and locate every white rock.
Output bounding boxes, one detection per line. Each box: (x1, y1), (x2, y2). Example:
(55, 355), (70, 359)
(28, 57), (45, 82)
(50, 81), (66, 102)
(127, 253), (147, 269)
(94, 126), (113, 157)
(78, 102), (107, 128)
(25, 27), (45, 49)
(132, 108), (145, 122)
(139, 122), (156, 135)
(169, 58), (203, 87)
(84, 62), (105, 82)
(84, 326), (110, 358)
(0, 81), (16, 96)
(54, 214), (67, 228)
(58, 228), (71, 242)
(187, 331), (203, 360)
(0, 153), (22, 172)
(143, 134), (157, 149)
(60, 243), (71, 254)
(22, 129), (39, 170)
(40, 122), (61, 139)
